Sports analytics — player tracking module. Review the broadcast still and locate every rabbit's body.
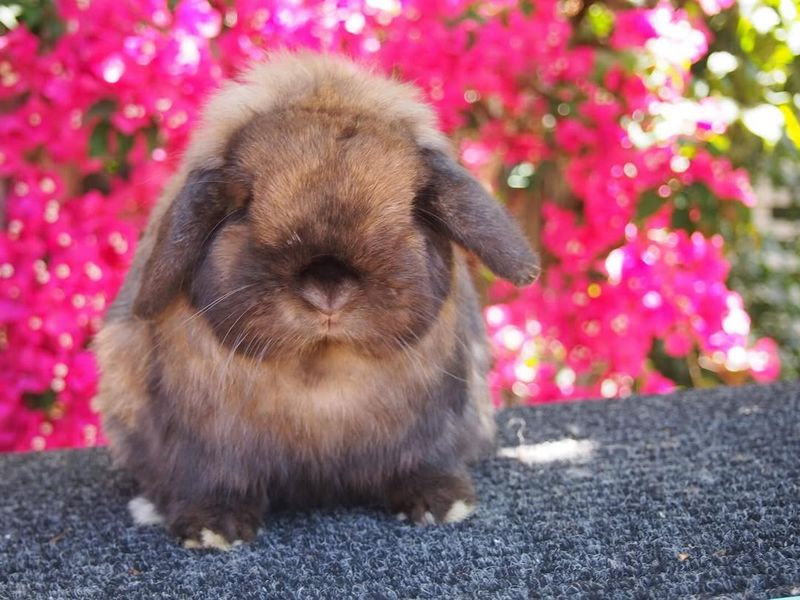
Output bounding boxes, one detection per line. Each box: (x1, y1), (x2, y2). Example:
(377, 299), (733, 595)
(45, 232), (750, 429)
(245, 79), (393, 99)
(99, 262), (493, 503)
(95, 53), (537, 549)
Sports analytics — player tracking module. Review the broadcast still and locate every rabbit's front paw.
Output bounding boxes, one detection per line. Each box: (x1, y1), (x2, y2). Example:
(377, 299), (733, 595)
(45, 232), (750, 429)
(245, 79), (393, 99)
(169, 502), (263, 550)
(387, 470), (476, 525)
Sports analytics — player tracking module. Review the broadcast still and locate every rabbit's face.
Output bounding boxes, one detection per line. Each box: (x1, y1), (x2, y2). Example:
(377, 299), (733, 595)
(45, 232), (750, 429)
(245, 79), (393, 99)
(133, 108), (538, 353)
(189, 110), (453, 359)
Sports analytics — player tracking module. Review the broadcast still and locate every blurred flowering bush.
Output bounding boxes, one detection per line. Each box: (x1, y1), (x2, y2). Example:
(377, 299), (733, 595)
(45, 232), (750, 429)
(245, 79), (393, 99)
(1, 0), (796, 451)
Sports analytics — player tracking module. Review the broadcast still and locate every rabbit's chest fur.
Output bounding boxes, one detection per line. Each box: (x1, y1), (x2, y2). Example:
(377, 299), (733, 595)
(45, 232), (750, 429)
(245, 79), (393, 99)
(153, 298), (455, 458)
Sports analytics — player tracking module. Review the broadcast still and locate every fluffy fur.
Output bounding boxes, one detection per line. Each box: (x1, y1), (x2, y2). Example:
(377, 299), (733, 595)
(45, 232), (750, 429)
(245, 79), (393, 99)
(95, 52), (538, 549)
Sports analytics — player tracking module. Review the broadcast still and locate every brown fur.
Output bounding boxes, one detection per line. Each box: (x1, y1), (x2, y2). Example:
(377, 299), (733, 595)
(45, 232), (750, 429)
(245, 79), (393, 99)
(93, 322), (149, 432)
(95, 52), (537, 547)
(150, 293), (458, 461)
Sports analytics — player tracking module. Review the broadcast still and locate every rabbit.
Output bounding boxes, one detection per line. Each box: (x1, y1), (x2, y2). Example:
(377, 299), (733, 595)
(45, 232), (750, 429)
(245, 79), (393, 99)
(94, 52), (539, 550)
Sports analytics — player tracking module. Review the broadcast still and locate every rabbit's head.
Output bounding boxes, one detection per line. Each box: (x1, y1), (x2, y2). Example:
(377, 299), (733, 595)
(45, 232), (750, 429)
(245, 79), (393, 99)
(132, 57), (539, 360)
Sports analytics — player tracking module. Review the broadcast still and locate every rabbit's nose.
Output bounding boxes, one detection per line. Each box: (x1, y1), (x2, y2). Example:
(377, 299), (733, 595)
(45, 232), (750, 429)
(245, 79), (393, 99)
(298, 256), (358, 315)
(299, 282), (354, 315)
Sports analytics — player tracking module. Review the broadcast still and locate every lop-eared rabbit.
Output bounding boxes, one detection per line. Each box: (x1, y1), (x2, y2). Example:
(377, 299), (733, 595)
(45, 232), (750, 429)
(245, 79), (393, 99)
(95, 53), (538, 550)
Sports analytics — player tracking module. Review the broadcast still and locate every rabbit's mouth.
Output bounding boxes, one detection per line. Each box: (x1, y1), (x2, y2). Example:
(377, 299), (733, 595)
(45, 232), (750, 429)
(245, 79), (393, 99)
(319, 313), (344, 337)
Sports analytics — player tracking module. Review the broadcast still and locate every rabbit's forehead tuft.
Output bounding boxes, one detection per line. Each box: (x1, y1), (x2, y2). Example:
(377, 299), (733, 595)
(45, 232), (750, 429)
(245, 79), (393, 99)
(228, 109), (425, 244)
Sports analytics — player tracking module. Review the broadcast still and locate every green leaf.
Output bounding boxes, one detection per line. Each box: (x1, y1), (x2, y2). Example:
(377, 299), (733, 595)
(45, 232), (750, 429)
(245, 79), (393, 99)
(23, 389), (57, 411)
(671, 207), (692, 231)
(116, 131), (135, 159)
(143, 123), (160, 153)
(588, 4), (614, 39)
(708, 134), (731, 153)
(636, 191), (666, 221)
(86, 99), (117, 120)
(780, 104), (800, 150)
(89, 121), (110, 158)
(15, 0), (63, 44)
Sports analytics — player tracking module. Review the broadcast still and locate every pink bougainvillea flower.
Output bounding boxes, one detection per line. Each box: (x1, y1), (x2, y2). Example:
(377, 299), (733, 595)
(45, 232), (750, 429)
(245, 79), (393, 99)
(0, 0), (775, 450)
(748, 338), (781, 383)
(611, 9), (659, 50)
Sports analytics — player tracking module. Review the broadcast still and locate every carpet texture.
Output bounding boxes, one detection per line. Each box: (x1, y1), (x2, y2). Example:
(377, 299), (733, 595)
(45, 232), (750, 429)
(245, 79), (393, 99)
(1, 382), (799, 599)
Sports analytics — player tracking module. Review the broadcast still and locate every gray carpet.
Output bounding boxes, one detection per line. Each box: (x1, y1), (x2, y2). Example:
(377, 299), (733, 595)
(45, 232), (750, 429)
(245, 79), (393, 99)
(1, 382), (799, 599)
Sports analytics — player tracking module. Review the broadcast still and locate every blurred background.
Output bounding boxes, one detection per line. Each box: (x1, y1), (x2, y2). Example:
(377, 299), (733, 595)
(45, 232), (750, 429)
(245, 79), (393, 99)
(0, 0), (798, 451)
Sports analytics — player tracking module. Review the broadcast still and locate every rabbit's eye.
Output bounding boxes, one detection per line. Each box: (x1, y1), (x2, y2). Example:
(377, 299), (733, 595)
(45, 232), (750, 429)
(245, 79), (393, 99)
(202, 206), (247, 248)
(221, 205), (248, 226)
(411, 184), (440, 229)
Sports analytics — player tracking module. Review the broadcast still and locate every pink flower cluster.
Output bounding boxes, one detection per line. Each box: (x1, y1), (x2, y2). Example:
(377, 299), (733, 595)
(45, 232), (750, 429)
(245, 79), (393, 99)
(0, 0), (779, 451)
(470, 2), (778, 403)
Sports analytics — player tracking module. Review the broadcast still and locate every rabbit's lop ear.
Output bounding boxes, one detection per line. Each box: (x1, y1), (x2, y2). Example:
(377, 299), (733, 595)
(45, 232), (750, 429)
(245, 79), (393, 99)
(133, 168), (238, 319)
(419, 149), (540, 287)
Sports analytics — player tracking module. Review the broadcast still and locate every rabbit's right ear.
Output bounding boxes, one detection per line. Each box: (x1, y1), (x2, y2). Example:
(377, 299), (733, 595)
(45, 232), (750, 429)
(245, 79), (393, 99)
(133, 168), (235, 319)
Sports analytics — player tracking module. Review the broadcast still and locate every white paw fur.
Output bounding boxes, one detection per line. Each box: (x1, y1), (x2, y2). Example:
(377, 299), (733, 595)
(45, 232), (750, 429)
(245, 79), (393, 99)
(395, 500), (476, 525)
(128, 496), (164, 527)
(443, 500), (475, 523)
(183, 528), (242, 551)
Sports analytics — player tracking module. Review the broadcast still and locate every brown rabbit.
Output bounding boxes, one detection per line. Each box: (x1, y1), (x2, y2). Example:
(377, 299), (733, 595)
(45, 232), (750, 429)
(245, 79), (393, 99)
(94, 52), (539, 550)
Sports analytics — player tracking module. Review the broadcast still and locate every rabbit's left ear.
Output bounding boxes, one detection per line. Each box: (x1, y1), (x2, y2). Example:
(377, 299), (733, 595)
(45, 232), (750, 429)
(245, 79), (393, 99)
(418, 149), (539, 287)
